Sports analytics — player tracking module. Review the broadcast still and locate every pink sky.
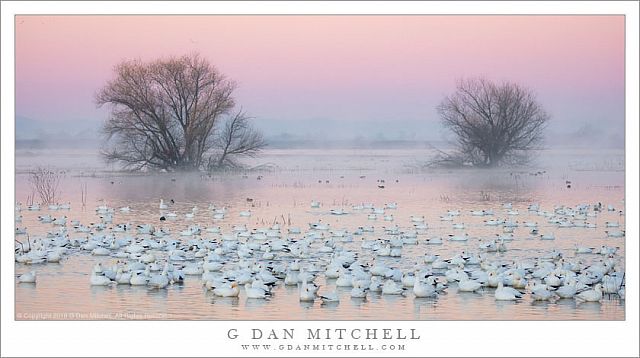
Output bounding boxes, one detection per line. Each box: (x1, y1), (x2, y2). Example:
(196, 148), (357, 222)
(15, 15), (624, 126)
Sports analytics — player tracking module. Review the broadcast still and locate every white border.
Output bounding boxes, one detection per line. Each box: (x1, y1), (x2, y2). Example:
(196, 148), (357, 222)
(1, 1), (638, 357)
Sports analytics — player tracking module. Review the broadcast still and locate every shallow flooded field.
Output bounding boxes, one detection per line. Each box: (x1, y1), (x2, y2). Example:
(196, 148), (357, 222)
(14, 148), (625, 320)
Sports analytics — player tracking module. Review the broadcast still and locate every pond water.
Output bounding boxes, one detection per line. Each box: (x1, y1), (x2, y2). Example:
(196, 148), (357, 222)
(14, 148), (625, 320)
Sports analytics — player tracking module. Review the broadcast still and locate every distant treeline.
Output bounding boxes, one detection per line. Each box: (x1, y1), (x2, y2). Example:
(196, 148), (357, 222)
(266, 139), (439, 149)
(16, 139), (100, 150)
(17, 136), (624, 151)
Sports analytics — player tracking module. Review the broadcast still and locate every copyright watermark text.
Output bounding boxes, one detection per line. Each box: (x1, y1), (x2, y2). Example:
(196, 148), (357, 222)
(16, 312), (168, 320)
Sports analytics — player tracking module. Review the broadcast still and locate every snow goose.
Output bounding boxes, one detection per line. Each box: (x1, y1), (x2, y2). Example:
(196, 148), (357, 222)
(350, 286), (368, 298)
(90, 272), (113, 286)
(368, 277), (383, 292)
(130, 270), (149, 285)
(448, 234), (469, 242)
(413, 277), (437, 298)
(401, 272), (416, 287)
(91, 247), (110, 256)
(452, 223), (465, 230)
(530, 284), (558, 301)
(335, 272), (354, 287)
(320, 291), (340, 304)
(494, 281), (522, 301)
(245, 283), (269, 299)
(605, 230), (625, 238)
(18, 271), (37, 283)
(556, 280), (578, 299)
(213, 282), (240, 297)
(575, 283), (602, 302)
(381, 279), (405, 295)
(115, 269), (132, 285)
(457, 276), (482, 292)
(299, 284), (316, 302)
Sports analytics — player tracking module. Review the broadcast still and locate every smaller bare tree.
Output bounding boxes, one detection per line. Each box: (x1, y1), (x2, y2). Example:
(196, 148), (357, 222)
(436, 78), (550, 167)
(29, 167), (61, 204)
(209, 110), (267, 169)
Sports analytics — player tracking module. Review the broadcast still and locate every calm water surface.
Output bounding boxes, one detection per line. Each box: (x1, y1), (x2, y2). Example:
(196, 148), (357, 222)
(14, 148), (625, 320)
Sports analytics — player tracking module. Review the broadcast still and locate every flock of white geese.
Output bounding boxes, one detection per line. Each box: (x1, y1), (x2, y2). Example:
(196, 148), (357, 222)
(15, 198), (625, 307)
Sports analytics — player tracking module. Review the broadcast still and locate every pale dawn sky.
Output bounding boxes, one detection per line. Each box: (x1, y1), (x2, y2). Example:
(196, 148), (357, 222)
(16, 15), (624, 132)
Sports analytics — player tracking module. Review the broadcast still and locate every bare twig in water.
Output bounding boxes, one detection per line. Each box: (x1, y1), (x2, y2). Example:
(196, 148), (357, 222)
(80, 182), (88, 208)
(26, 191), (35, 206)
(15, 239), (24, 254)
(28, 167), (61, 205)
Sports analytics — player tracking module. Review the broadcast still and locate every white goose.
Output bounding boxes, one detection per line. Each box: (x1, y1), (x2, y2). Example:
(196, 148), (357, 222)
(90, 272), (113, 286)
(530, 283), (557, 301)
(457, 276), (482, 292)
(350, 286), (368, 298)
(18, 271), (37, 283)
(448, 234), (469, 242)
(148, 270), (170, 289)
(47, 251), (62, 263)
(369, 277), (383, 292)
(299, 285), (316, 302)
(115, 269), (132, 285)
(494, 281), (522, 301)
(556, 280), (578, 299)
(401, 272), (416, 287)
(185, 207), (197, 219)
(381, 279), (404, 295)
(245, 283), (269, 299)
(413, 278), (437, 298)
(335, 272), (354, 287)
(130, 270), (149, 285)
(576, 284), (603, 302)
(319, 291), (340, 304)
(213, 282), (240, 297)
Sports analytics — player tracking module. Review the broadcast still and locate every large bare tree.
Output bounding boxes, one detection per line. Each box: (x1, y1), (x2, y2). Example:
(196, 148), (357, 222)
(436, 78), (550, 167)
(96, 53), (265, 171)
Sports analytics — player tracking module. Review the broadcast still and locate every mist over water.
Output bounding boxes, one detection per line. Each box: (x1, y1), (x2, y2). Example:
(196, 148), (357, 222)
(14, 146), (624, 320)
(15, 114), (625, 151)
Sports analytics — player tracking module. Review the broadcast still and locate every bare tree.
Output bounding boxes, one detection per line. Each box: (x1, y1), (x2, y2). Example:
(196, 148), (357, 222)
(436, 78), (550, 167)
(29, 167), (61, 204)
(209, 110), (267, 169)
(96, 53), (264, 171)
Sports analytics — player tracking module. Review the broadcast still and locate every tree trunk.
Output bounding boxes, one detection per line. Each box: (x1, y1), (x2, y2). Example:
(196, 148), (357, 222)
(217, 153), (227, 168)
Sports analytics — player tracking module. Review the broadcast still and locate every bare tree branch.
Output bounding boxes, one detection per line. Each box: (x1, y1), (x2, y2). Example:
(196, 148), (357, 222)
(209, 110), (267, 170)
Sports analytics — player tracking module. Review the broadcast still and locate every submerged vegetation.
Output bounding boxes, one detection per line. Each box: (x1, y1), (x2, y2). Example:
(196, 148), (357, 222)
(28, 167), (62, 205)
